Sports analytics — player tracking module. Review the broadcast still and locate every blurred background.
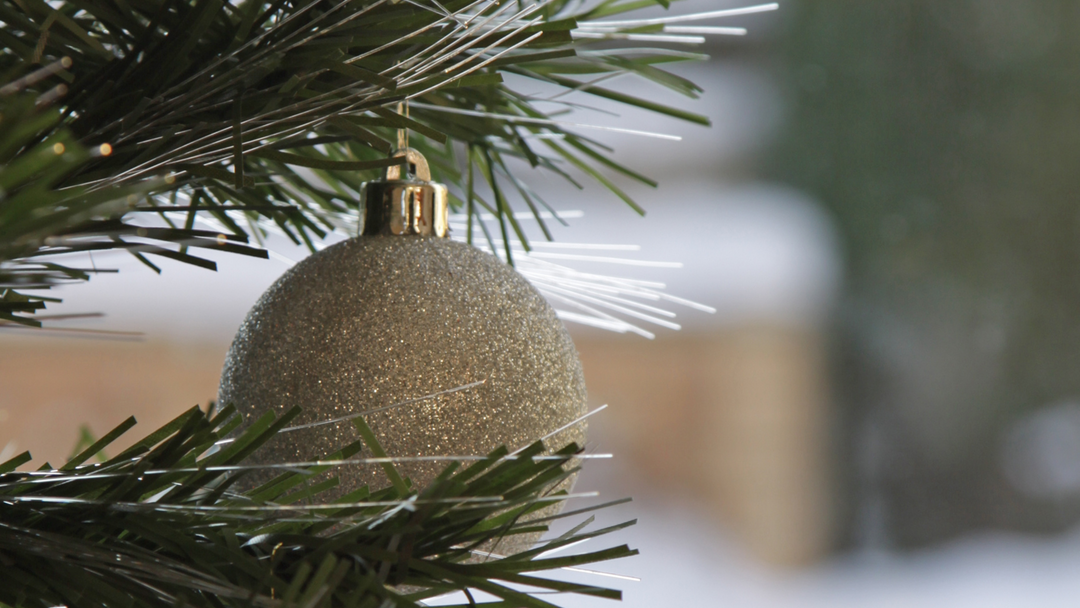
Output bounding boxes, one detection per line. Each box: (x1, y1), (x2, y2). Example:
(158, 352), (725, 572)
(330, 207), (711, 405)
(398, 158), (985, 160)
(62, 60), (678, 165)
(6, 1), (1080, 605)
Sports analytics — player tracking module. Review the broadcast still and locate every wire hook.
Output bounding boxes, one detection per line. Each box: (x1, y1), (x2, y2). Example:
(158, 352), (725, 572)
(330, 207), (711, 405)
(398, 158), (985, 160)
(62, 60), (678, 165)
(396, 100), (409, 150)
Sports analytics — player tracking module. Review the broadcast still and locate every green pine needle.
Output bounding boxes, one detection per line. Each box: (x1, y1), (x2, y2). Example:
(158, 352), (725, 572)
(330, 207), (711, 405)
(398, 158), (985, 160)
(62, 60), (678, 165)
(0, 404), (635, 607)
(0, 0), (710, 324)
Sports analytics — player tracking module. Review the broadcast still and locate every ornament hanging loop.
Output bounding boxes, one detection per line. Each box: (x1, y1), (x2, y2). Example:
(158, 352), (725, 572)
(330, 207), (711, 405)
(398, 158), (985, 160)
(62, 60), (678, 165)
(361, 147), (448, 237)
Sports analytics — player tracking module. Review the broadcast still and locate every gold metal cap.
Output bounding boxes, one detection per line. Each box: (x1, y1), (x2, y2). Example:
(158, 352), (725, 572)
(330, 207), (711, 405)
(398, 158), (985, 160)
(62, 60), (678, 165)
(361, 148), (449, 237)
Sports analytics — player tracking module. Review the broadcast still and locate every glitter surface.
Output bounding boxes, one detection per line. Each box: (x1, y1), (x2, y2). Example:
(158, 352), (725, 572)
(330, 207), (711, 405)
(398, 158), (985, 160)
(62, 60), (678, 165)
(219, 236), (587, 528)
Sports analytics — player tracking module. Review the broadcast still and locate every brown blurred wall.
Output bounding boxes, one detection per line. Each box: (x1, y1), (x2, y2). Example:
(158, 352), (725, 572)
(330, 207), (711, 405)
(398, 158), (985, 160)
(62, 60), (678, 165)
(0, 337), (223, 466)
(576, 326), (834, 566)
(0, 325), (832, 566)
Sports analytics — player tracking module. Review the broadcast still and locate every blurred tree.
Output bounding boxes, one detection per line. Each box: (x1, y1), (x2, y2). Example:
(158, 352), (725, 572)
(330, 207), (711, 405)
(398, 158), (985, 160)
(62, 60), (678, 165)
(767, 0), (1080, 548)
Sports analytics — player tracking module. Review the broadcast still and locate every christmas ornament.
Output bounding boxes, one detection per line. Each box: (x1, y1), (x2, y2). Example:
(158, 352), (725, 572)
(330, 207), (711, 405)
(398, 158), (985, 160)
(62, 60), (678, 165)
(218, 149), (588, 549)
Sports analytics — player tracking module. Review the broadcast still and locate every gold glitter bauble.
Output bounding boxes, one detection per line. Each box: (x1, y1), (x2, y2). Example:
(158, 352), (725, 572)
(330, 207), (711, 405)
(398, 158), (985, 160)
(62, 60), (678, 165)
(218, 236), (588, 552)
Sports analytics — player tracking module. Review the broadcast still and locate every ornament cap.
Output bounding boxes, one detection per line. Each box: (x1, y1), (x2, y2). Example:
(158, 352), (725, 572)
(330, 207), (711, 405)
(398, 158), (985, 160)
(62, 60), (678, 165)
(361, 148), (449, 237)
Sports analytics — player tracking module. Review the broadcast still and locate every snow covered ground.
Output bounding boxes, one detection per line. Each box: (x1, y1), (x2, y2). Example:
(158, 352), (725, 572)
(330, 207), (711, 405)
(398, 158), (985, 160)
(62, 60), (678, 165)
(448, 458), (1080, 608)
